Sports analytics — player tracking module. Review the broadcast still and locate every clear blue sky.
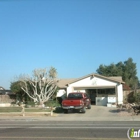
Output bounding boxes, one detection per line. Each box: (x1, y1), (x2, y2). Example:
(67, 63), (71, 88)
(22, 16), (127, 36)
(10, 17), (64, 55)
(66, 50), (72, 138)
(0, 0), (140, 89)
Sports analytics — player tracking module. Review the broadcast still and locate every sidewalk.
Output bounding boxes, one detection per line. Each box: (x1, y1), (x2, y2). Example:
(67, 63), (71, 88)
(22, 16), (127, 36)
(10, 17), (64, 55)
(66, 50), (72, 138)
(0, 113), (140, 121)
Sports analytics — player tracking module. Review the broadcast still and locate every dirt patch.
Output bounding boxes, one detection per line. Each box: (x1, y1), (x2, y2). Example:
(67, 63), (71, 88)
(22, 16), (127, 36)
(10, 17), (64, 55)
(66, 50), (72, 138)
(117, 108), (140, 117)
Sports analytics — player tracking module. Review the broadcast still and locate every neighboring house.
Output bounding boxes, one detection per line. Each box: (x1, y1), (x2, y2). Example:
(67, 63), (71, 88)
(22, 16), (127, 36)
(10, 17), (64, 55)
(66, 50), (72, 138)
(0, 86), (13, 95)
(0, 86), (5, 90)
(0, 86), (5, 94)
(57, 73), (125, 107)
(0, 86), (16, 105)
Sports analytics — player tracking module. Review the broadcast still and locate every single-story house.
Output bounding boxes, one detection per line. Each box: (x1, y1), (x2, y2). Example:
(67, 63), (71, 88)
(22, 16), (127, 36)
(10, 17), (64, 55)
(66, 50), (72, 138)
(0, 86), (13, 95)
(0, 86), (16, 107)
(57, 73), (125, 107)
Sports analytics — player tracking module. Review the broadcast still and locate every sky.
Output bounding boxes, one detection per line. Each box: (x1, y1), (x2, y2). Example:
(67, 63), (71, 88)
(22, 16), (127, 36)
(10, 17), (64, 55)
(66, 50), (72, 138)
(0, 0), (140, 89)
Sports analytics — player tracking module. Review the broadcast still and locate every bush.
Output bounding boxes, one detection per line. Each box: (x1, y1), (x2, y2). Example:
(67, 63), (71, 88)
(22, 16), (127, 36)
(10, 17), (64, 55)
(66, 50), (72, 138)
(57, 94), (67, 106)
(127, 92), (140, 104)
(44, 99), (60, 107)
(25, 101), (35, 107)
(134, 92), (140, 105)
(53, 107), (63, 113)
(127, 92), (135, 103)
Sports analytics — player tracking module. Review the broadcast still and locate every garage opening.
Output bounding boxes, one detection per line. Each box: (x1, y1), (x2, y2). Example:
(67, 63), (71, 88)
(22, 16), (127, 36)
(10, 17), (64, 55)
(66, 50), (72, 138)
(86, 88), (116, 106)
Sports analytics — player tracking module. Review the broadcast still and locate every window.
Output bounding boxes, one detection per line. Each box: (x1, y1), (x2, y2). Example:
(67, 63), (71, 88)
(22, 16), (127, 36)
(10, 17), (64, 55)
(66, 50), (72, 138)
(68, 93), (83, 99)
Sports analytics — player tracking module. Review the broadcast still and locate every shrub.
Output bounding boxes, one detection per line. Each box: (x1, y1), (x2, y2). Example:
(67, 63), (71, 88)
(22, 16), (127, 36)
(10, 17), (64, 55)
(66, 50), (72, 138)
(57, 94), (67, 106)
(127, 92), (135, 103)
(25, 101), (35, 107)
(44, 99), (60, 107)
(134, 92), (140, 105)
(53, 107), (63, 113)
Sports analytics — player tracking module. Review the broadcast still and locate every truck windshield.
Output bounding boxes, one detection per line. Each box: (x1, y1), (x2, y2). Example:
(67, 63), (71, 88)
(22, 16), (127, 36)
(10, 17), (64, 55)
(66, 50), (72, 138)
(68, 93), (83, 99)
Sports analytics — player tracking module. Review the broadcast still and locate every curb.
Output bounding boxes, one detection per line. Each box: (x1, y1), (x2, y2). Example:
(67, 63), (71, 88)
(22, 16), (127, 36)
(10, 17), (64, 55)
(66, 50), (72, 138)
(0, 112), (54, 118)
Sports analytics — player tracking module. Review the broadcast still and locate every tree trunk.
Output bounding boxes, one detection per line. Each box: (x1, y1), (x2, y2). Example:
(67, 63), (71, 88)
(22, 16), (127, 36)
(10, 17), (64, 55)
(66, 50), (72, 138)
(38, 101), (45, 108)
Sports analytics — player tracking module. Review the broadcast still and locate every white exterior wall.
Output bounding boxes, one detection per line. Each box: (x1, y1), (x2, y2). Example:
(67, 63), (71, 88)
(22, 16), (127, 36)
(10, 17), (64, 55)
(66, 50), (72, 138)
(69, 77), (117, 88)
(117, 84), (123, 104)
(73, 89), (85, 92)
(67, 86), (74, 96)
(66, 76), (118, 97)
(57, 89), (66, 97)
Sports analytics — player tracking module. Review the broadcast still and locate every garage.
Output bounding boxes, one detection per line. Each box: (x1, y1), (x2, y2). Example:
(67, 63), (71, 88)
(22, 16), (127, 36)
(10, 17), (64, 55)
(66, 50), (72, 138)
(86, 88), (116, 106)
(57, 73), (124, 106)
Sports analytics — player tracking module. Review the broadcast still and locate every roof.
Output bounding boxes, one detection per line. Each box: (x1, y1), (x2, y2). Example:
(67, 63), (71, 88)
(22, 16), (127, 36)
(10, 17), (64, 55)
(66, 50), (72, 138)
(0, 89), (14, 95)
(0, 86), (5, 90)
(123, 84), (131, 90)
(68, 73), (124, 85)
(57, 73), (124, 88)
(57, 79), (77, 88)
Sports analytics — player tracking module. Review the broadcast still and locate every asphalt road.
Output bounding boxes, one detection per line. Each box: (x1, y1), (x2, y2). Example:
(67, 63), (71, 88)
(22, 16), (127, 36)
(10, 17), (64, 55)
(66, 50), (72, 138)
(0, 121), (139, 140)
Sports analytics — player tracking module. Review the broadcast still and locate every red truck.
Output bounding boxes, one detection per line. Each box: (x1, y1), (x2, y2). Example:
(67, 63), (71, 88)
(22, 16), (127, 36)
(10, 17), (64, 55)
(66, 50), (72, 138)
(62, 92), (91, 113)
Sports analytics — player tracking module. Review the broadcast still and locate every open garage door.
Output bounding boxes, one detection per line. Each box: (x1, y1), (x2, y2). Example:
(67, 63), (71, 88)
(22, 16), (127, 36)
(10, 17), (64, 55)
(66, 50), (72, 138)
(86, 87), (116, 106)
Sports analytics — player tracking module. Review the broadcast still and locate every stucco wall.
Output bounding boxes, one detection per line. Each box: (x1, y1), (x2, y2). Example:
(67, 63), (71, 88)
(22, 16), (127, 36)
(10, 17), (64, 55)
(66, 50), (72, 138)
(57, 89), (66, 97)
(67, 86), (74, 95)
(70, 77), (117, 87)
(73, 89), (85, 93)
(117, 84), (123, 104)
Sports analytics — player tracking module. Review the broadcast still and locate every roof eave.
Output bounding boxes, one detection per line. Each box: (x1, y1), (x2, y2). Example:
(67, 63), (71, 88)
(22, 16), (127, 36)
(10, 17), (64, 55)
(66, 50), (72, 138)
(68, 73), (124, 85)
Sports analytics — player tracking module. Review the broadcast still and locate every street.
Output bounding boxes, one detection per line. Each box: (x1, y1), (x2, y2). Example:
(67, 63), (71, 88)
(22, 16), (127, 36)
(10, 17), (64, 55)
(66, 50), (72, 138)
(0, 121), (139, 140)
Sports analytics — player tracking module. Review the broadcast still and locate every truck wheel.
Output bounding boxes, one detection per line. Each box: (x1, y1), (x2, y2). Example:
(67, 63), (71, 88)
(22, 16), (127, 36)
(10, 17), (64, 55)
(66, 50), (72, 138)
(63, 109), (68, 113)
(81, 107), (86, 113)
(87, 104), (91, 109)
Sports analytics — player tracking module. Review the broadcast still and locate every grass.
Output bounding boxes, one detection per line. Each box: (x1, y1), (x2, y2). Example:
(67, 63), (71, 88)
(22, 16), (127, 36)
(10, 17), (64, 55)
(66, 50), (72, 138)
(25, 108), (51, 112)
(0, 107), (22, 112)
(0, 107), (51, 113)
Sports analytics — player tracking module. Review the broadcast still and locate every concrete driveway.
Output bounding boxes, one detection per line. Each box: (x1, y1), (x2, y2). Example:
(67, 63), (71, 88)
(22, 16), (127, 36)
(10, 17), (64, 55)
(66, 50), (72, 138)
(56, 105), (140, 121)
(59, 105), (126, 117)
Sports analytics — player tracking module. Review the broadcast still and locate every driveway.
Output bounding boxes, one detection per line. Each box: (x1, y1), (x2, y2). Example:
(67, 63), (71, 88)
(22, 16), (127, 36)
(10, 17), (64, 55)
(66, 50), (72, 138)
(59, 105), (127, 117)
(55, 105), (140, 121)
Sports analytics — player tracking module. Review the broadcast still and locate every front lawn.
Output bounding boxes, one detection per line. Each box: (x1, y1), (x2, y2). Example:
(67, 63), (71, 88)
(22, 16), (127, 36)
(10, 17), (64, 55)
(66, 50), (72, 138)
(25, 108), (51, 112)
(0, 107), (51, 113)
(0, 107), (22, 112)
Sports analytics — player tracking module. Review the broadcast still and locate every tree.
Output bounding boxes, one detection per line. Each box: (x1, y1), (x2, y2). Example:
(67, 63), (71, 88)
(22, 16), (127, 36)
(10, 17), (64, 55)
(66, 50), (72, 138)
(96, 63), (122, 76)
(10, 81), (31, 104)
(96, 58), (139, 89)
(10, 81), (25, 103)
(49, 67), (57, 78)
(123, 58), (138, 89)
(19, 67), (58, 105)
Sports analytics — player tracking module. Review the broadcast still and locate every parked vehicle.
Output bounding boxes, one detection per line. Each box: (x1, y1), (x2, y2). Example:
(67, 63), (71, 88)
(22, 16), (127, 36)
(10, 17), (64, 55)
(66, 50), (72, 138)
(62, 92), (91, 113)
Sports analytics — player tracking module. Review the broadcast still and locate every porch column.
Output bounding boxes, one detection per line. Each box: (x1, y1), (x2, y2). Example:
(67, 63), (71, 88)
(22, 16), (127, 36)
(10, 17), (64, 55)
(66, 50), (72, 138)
(117, 84), (123, 104)
(67, 86), (74, 96)
(115, 85), (118, 105)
